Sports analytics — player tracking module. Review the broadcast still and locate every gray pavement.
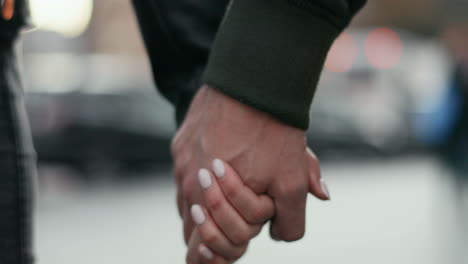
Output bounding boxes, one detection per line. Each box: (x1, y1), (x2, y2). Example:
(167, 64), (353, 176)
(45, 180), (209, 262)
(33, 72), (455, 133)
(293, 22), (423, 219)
(33, 156), (468, 264)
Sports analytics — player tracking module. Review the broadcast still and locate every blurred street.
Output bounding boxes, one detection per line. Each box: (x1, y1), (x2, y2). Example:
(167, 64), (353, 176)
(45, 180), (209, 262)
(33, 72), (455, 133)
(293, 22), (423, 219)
(16, 1), (468, 263)
(34, 155), (468, 264)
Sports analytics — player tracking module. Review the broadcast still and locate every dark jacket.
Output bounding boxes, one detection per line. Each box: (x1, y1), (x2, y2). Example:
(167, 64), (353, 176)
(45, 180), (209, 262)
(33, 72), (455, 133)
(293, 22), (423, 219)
(1, 1), (36, 264)
(132, 0), (366, 128)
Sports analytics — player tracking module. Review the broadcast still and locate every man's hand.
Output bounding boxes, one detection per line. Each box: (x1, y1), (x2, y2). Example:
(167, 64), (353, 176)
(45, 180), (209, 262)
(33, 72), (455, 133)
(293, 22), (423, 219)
(171, 85), (330, 243)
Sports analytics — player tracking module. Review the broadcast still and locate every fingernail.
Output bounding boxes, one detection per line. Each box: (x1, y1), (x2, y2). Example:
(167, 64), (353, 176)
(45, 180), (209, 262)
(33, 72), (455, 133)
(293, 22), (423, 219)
(199, 244), (214, 260)
(191, 204), (206, 225)
(212, 159), (225, 178)
(198, 168), (212, 189)
(320, 179), (331, 200)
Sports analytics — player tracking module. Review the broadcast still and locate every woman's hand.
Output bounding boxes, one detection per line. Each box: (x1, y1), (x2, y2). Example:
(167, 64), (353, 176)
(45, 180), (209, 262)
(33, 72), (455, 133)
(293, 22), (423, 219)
(186, 160), (274, 264)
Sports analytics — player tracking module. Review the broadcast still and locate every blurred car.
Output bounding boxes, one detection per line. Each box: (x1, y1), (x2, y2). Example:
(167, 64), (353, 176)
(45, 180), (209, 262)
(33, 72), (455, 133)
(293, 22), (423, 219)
(308, 29), (452, 157)
(23, 30), (455, 173)
(24, 54), (176, 175)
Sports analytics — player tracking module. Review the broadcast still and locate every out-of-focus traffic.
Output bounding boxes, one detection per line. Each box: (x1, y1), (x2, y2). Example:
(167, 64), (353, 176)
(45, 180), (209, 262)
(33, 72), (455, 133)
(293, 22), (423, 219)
(23, 30), (468, 179)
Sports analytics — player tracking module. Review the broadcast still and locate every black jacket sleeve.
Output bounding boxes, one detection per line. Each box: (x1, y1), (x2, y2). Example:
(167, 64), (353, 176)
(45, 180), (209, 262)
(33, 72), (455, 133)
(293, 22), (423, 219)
(132, 0), (231, 125)
(133, 0), (366, 128)
(1, 1), (36, 263)
(203, 0), (367, 129)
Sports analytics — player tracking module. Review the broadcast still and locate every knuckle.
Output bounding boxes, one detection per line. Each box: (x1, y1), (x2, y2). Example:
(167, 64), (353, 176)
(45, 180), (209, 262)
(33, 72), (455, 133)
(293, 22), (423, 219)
(246, 209), (266, 224)
(231, 228), (250, 245)
(201, 229), (218, 245)
(173, 159), (192, 185)
(173, 151), (191, 172)
(244, 176), (264, 192)
(182, 180), (194, 199)
(223, 183), (242, 199)
(170, 132), (185, 153)
(278, 180), (305, 197)
(205, 194), (224, 212)
(170, 139), (180, 157)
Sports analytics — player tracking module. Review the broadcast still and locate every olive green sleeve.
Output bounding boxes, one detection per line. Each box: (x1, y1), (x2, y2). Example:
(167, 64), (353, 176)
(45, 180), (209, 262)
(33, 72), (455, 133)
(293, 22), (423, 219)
(202, 0), (366, 129)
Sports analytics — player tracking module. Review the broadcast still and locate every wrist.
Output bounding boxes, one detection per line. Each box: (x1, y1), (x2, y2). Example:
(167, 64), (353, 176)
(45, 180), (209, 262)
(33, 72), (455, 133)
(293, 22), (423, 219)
(177, 85), (306, 161)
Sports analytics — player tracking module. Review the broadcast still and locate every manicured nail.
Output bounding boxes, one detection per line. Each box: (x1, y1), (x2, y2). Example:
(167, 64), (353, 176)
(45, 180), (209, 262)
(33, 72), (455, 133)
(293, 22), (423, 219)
(212, 159), (225, 178)
(320, 179), (331, 200)
(198, 168), (212, 189)
(199, 244), (214, 260)
(191, 204), (206, 225)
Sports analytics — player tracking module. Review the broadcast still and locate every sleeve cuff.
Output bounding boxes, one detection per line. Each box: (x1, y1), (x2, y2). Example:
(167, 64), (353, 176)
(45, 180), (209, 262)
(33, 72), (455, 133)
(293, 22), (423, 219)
(202, 0), (341, 129)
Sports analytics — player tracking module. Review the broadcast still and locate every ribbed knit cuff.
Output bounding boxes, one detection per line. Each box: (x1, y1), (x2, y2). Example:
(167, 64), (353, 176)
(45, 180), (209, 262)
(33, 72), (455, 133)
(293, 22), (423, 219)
(203, 0), (341, 129)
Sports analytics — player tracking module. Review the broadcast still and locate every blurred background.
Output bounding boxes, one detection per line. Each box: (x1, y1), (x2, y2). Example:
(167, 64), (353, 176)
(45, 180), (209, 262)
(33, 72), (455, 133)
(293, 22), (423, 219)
(18, 0), (468, 263)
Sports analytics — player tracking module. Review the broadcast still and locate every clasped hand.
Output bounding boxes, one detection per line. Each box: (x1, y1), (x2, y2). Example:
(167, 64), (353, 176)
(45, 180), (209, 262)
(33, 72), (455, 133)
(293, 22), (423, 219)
(172, 85), (330, 264)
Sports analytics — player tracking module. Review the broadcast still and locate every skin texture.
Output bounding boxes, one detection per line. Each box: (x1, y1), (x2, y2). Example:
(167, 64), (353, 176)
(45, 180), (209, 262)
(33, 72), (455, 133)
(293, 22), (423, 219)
(171, 85), (329, 262)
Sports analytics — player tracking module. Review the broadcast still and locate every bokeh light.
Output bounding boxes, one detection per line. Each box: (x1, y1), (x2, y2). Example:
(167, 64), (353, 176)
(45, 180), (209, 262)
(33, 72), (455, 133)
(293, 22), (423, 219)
(29, 0), (93, 38)
(365, 27), (403, 69)
(324, 32), (357, 72)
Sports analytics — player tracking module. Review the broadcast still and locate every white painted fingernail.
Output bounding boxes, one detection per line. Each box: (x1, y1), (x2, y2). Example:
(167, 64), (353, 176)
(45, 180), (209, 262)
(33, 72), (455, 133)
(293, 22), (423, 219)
(199, 244), (214, 260)
(320, 179), (331, 200)
(191, 204), (206, 225)
(198, 168), (212, 189)
(212, 159), (225, 178)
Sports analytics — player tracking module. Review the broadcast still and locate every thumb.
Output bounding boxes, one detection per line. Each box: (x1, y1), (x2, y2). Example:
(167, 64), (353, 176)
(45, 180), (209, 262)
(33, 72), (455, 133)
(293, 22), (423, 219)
(306, 148), (331, 200)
